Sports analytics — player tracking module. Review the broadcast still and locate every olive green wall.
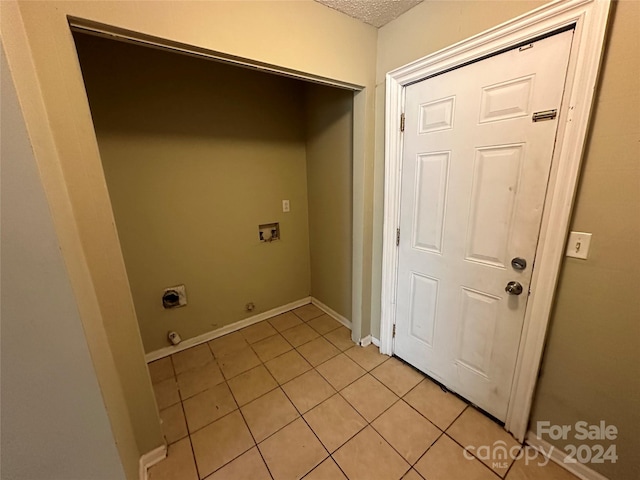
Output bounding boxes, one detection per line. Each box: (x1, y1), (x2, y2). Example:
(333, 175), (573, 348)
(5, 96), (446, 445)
(75, 34), (312, 353)
(305, 84), (354, 320)
(7, 1), (376, 476)
(530, 2), (640, 478)
(376, 1), (639, 478)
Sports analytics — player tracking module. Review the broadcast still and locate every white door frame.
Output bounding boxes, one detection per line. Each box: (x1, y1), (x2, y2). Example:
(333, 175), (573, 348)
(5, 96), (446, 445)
(380, 0), (611, 441)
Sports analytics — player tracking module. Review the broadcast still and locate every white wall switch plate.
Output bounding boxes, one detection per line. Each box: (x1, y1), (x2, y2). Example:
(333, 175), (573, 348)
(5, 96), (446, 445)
(566, 231), (592, 259)
(282, 200), (290, 212)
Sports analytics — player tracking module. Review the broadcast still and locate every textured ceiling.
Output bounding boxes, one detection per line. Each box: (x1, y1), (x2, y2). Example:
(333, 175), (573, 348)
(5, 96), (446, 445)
(314, 0), (423, 28)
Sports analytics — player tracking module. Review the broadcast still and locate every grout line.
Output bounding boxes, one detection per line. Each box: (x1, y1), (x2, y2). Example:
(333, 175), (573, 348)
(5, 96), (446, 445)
(170, 349), (201, 480)
(443, 426), (508, 479)
(158, 314), (499, 480)
(502, 443), (524, 479)
(233, 394), (270, 476)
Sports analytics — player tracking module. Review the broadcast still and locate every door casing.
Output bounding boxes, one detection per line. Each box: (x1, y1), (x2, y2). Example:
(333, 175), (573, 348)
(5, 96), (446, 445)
(380, 0), (611, 442)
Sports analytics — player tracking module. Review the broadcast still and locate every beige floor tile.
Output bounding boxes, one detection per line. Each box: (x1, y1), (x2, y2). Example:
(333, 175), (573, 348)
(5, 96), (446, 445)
(177, 362), (224, 400)
(281, 323), (320, 347)
(159, 403), (188, 444)
(341, 374), (398, 422)
(240, 321), (277, 344)
(297, 337), (340, 366)
(344, 344), (388, 371)
(252, 334), (293, 362)
(415, 435), (499, 480)
(172, 344), (213, 374)
(282, 369), (336, 413)
(324, 326), (355, 351)
(204, 447), (271, 480)
(506, 447), (580, 480)
(402, 469), (425, 480)
(447, 407), (520, 477)
(333, 426), (410, 480)
(372, 400), (441, 464)
(404, 378), (467, 430)
(304, 394), (367, 452)
(148, 437), (198, 480)
(268, 311), (303, 332)
(228, 365), (278, 406)
(292, 303), (325, 321)
(371, 357), (424, 396)
(148, 357), (175, 384)
(307, 314), (342, 335)
(265, 349), (312, 384)
(316, 353), (366, 390)
(153, 377), (180, 410)
(208, 332), (250, 358)
(241, 388), (299, 442)
(414, 435), (500, 480)
(303, 458), (347, 480)
(258, 418), (328, 480)
(191, 410), (255, 478)
(183, 382), (237, 433)
(217, 346), (261, 379)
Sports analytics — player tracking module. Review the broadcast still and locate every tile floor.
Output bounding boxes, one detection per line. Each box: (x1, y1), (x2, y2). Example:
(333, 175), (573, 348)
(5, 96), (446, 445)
(148, 304), (578, 480)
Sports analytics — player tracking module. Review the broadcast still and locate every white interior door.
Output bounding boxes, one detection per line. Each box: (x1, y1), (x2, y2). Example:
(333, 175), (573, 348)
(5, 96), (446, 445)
(394, 30), (573, 421)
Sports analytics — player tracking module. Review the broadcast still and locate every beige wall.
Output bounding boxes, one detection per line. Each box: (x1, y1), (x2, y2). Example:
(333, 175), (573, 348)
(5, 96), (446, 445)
(376, 1), (639, 478)
(305, 84), (353, 319)
(76, 33), (312, 353)
(530, 2), (640, 479)
(1, 41), (126, 480)
(1, 4), (157, 478)
(6, 1), (377, 477)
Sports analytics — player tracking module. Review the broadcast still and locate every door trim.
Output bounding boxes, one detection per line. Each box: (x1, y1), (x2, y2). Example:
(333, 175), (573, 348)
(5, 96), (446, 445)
(381, 0), (611, 441)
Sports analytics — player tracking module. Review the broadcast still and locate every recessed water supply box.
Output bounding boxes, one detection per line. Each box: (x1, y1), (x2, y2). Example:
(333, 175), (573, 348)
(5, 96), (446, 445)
(259, 222), (280, 242)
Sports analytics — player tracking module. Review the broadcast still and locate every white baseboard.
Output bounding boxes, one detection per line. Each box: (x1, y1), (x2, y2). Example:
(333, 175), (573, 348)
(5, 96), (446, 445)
(139, 444), (167, 480)
(371, 337), (380, 347)
(310, 297), (352, 329)
(359, 335), (372, 347)
(525, 432), (610, 480)
(145, 297), (311, 362)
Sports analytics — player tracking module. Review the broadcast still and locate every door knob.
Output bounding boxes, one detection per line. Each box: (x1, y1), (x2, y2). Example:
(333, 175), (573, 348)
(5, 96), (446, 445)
(505, 281), (523, 295)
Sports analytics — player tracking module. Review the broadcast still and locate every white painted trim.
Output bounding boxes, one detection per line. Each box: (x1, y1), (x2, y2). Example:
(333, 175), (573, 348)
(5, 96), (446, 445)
(359, 335), (372, 347)
(526, 432), (610, 480)
(371, 337), (380, 347)
(139, 444), (167, 480)
(145, 297), (311, 362)
(381, 0), (611, 442)
(310, 297), (352, 330)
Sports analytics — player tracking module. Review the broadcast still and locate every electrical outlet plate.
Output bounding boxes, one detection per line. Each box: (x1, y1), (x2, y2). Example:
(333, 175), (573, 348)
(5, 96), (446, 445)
(282, 200), (290, 212)
(565, 231), (592, 259)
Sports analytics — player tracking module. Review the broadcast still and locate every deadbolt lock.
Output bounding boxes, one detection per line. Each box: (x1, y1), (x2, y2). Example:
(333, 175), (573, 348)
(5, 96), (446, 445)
(511, 257), (527, 270)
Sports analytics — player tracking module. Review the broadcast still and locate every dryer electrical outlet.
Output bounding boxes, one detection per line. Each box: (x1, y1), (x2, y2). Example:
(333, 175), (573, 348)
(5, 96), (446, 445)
(162, 285), (187, 308)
